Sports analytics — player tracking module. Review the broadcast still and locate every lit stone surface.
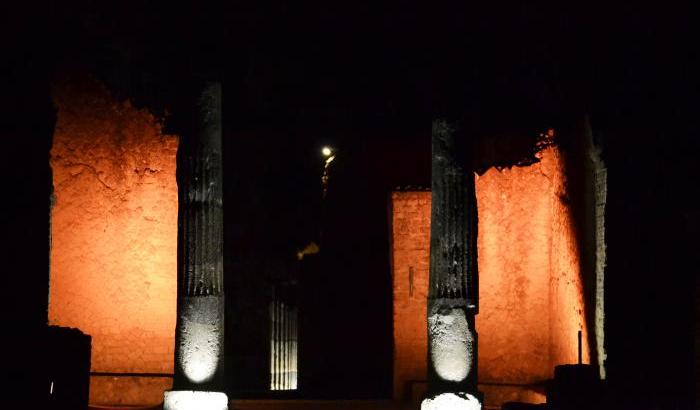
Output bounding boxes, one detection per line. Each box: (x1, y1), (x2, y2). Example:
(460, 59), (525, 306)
(164, 390), (228, 410)
(391, 191), (431, 399)
(89, 376), (173, 406)
(391, 144), (590, 406)
(428, 120), (477, 308)
(428, 308), (474, 382)
(48, 76), (178, 405)
(427, 120), (478, 394)
(588, 133), (607, 380)
(421, 392), (482, 410)
(178, 296), (223, 384)
(172, 82), (225, 392)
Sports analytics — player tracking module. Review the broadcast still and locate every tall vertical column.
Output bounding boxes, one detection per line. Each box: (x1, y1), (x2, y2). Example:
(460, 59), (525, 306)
(422, 120), (482, 410)
(165, 82), (228, 410)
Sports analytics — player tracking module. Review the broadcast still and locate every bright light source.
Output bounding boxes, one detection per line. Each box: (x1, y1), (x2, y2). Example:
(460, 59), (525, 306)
(322, 146), (333, 157)
(421, 392), (482, 410)
(429, 308), (474, 382)
(181, 320), (220, 383)
(164, 390), (228, 410)
(179, 297), (223, 384)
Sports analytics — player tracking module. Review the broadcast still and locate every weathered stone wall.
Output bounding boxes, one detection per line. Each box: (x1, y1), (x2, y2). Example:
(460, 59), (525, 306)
(391, 145), (590, 407)
(48, 76), (178, 405)
(89, 376), (173, 405)
(544, 147), (590, 370)
(390, 191), (431, 401)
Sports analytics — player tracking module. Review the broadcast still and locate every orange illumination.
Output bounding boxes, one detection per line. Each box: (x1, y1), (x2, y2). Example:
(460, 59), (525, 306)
(48, 76), (178, 406)
(392, 144), (589, 408)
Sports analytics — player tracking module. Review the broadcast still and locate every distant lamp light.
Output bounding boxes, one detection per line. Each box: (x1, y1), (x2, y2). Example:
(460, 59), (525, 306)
(321, 146), (336, 199)
(296, 241), (320, 261)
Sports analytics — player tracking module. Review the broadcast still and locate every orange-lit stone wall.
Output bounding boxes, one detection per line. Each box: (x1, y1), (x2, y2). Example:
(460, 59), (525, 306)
(48, 77), (178, 405)
(391, 145), (590, 407)
(391, 191), (431, 401)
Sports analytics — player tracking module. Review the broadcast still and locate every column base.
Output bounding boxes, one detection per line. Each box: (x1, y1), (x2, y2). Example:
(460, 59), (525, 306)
(164, 390), (228, 410)
(421, 392), (482, 410)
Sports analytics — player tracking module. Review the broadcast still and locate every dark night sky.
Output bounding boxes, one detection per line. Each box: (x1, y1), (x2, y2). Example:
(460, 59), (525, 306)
(1, 1), (697, 407)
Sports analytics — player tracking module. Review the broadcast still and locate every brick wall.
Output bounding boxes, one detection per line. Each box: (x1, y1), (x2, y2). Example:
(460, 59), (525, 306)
(391, 145), (590, 407)
(390, 191), (431, 401)
(48, 76), (177, 405)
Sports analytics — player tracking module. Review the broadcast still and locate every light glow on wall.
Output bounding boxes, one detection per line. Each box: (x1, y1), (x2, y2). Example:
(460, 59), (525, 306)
(270, 298), (298, 391)
(48, 76), (178, 405)
(391, 143), (590, 407)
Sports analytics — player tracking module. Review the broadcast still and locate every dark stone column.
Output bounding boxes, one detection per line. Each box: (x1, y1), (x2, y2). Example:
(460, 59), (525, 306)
(169, 82), (227, 402)
(423, 120), (481, 409)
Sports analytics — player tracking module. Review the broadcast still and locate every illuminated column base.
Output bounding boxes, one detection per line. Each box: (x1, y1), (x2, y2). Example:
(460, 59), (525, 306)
(164, 390), (228, 410)
(421, 392), (482, 410)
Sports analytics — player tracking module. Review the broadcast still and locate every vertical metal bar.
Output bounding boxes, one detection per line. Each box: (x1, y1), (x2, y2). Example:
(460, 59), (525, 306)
(283, 304), (288, 390)
(285, 303), (290, 389)
(286, 306), (291, 389)
(293, 306), (297, 389)
(289, 306), (293, 389)
(269, 298), (274, 390)
(271, 298), (275, 390)
(277, 298), (281, 390)
(578, 330), (583, 365)
(282, 304), (287, 390)
(280, 301), (285, 390)
(275, 297), (278, 390)
(275, 298), (280, 390)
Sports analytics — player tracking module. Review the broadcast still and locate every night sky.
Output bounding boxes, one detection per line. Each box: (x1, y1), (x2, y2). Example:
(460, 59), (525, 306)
(1, 2), (696, 408)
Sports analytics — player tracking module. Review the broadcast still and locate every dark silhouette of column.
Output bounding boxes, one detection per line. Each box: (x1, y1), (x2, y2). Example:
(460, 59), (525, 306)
(166, 82), (227, 410)
(423, 120), (481, 409)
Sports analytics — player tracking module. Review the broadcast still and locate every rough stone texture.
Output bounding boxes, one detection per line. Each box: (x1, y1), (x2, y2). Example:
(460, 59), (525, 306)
(48, 76), (178, 405)
(428, 308), (474, 383)
(476, 384), (545, 406)
(421, 392), (482, 410)
(428, 121), (477, 308)
(90, 375), (173, 406)
(543, 146), (590, 372)
(588, 138), (607, 379)
(173, 82), (226, 392)
(390, 191), (431, 400)
(177, 82), (224, 298)
(178, 296), (225, 384)
(391, 145), (589, 407)
(427, 120), (478, 394)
